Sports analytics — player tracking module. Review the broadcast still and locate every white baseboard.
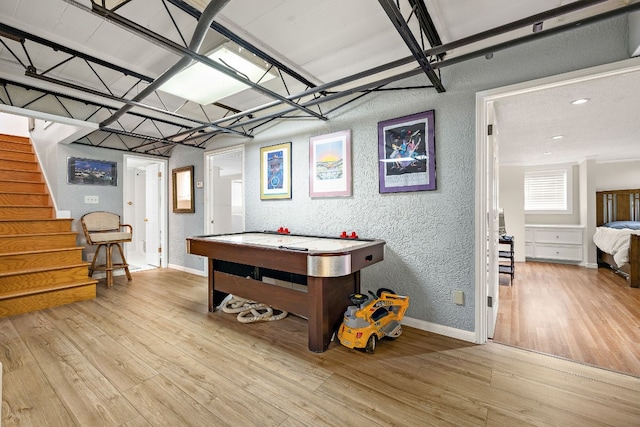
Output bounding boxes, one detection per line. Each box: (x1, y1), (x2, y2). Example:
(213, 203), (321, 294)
(167, 263), (207, 277)
(402, 316), (477, 343)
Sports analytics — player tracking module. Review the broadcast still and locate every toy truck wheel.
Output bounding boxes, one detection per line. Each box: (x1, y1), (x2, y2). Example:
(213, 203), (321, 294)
(376, 288), (396, 297)
(365, 334), (377, 354)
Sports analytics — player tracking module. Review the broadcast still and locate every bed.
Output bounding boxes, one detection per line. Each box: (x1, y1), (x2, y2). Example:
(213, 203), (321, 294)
(594, 189), (640, 288)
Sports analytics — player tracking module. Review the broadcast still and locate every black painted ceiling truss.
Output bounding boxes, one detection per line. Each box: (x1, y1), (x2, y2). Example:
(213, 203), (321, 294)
(378, 0), (445, 93)
(1, 0), (637, 155)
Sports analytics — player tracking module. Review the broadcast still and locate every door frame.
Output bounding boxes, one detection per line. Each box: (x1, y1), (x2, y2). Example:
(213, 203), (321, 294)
(123, 154), (168, 268)
(474, 57), (640, 344)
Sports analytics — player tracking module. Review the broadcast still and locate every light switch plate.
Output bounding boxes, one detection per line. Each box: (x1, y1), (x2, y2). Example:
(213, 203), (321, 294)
(84, 195), (99, 204)
(454, 290), (465, 305)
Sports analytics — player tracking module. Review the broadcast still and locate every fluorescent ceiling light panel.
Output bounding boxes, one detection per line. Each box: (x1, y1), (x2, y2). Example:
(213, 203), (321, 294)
(159, 46), (275, 105)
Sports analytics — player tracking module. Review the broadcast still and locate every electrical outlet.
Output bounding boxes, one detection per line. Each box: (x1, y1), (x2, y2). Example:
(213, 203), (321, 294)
(84, 195), (99, 204)
(454, 290), (465, 305)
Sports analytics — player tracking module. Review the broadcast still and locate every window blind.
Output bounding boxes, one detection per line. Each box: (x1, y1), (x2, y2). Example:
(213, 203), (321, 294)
(524, 169), (567, 211)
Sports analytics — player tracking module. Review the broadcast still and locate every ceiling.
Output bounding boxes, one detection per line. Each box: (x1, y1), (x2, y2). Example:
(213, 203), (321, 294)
(495, 65), (640, 166)
(0, 0), (639, 161)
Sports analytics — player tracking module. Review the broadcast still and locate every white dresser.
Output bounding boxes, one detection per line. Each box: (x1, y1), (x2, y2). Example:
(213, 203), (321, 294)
(525, 225), (584, 263)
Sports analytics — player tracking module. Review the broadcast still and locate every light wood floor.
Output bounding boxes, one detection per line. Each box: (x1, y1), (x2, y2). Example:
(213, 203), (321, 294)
(494, 261), (640, 378)
(1, 269), (639, 426)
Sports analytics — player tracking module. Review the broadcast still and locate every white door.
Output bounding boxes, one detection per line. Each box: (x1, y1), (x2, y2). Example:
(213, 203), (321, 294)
(145, 162), (161, 266)
(205, 146), (244, 236)
(123, 155), (167, 269)
(486, 103), (499, 339)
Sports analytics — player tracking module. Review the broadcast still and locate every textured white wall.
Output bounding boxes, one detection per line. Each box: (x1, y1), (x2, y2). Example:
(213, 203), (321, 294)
(594, 160), (640, 190)
(499, 166), (525, 262)
(0, 112), (29, 136)
(168, 145), (206, 272)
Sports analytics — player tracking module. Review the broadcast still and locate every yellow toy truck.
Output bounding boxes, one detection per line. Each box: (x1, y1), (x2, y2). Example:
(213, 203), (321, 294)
(337, 288), (409, 353)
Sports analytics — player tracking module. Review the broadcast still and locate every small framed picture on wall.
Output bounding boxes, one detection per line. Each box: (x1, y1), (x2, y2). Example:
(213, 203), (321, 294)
(260, 142), (292, 200)
(309, 130), (352, 198)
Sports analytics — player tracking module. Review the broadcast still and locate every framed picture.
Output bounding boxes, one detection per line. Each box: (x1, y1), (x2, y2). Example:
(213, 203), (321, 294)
(172, 165), (195, 213)
(309, 130), (352, 197)
(378, 110), (436, 193)
(67, 157), (117, 186)
(260, 142), (292, 200)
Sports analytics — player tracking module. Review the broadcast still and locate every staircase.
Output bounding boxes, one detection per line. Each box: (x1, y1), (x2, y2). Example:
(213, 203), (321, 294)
(0, 134), (96, 317)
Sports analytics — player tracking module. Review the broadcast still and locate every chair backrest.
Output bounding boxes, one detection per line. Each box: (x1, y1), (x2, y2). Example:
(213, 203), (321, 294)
(82, 211), (121, 232)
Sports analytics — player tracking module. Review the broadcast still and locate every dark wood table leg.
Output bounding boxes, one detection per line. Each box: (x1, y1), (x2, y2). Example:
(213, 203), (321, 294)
(209, 259), (228, 311)
(307, 274), (359, 352)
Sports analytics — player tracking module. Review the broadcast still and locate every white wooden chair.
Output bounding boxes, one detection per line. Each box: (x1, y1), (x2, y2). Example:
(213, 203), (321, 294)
(81, 211), (132, 287)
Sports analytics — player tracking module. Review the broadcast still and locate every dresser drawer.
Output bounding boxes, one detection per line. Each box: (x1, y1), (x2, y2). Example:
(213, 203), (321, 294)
(524, 228), (534, 243)
(525, 225), (584, 264)
(532, 244), (583, 262)
(525, 242), (534, 258)
(533, 228), (583, 245)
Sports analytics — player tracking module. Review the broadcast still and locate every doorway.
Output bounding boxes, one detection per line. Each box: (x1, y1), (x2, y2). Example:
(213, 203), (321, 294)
(123, 155), (168, 271)
(475, 58), (640, 343)
(204, 146), (245, 239)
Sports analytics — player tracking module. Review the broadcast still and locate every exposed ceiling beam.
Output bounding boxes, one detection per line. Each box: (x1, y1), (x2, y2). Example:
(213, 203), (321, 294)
(24, 70), (251, 138)
(0, 21), (251, 138)
(90, 0), (328, 123)
(377, 0), (445, 92)
(0, 22), (153, 82)
(166, 0), (319, 89)
(431, 1), (640, 68)
(426, 0), (610, 57)
(407, 0), (444, 59)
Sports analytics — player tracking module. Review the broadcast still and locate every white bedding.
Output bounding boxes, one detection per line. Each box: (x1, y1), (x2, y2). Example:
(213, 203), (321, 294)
(593, 227), (640, 266)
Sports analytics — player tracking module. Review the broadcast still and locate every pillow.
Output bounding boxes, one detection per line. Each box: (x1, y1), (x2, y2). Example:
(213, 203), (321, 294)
(603, 221), (640, 230)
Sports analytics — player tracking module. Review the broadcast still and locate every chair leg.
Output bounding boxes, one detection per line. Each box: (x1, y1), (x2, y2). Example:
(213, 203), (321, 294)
(106, 243), (114, 287)
(89, 245), (103, 277)
(115, 242), (132, 281)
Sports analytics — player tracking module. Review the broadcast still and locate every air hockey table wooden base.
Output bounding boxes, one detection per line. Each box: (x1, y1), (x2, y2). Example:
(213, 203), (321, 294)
(186, 232), (385, 352)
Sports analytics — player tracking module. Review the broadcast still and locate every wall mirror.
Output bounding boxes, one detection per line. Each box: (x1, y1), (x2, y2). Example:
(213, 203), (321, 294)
(172, 165), (195, 213)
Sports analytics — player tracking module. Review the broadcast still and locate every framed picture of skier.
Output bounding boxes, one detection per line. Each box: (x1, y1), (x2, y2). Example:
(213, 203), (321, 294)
(260, 142), (292, 200)
(378, 110), (436, 193)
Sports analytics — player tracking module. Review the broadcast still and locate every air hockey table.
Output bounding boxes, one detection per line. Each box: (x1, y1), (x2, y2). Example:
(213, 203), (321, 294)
(186, 231), (386, 352)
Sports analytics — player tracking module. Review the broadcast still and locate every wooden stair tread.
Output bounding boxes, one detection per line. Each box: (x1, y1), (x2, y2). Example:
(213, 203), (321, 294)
(0, 134), (30, 142)
(0, 191), (48, 195)
(0, 279), (98, 301)
(0, 231), (77, 238)
(0, 179), (45, 184)
(0, 204), (53, 208)
(0, 148), (34, 155)
(0, 218), (71, 223)
(0, 263), (92, 278)
(0, 247), (83, 257)
(0, 166), (38, 171)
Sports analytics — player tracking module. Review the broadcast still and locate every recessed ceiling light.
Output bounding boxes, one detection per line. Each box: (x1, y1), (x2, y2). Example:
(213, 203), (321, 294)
(571, 98), (589, 105)
(543, 151), (552, 155)
(552, 135), (564, 140)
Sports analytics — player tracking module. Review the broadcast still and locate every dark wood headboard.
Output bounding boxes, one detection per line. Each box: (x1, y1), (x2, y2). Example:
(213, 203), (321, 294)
(596, 189), (640, 226)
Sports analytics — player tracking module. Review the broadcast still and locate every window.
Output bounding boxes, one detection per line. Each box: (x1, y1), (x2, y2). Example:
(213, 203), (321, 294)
(524, 167), (572, 213)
